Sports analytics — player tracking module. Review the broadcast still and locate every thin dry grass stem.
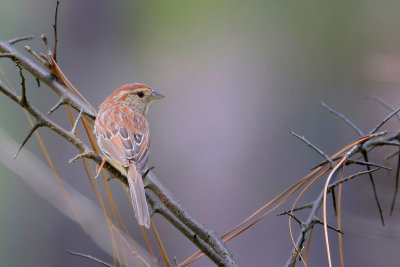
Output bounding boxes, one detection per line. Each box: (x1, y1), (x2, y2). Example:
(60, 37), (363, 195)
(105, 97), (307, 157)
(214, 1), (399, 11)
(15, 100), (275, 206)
(108, 185), (151, 267)
(323, 157), (347, 267)
(321, 136), (373, 267)
(68, 95), (149, 267)
(223, 168), (323, 238)
(91, 175), (150, 266)
(100, 175), (150, 266)
(141, 226), (157, 266)
(0, 67), (87, 233)
(320, 102), (392, 227)
(180, 166), (328, 267)
(181, 164), (335, 266)
(66, 108), (121, 266)
(1, 33), (197, 266)
(52, 60), (128, 266)
(105, 179), (122, 267)
(65, 104), (102, 203)
(338, 182), (344, 267)
(151, 220), (172, 267)
(303, 227), (313, 267)
(321, 137), (372, 267)
(103, 176), (128, 267)
(49, 56), (96, 113)
(66, 250), (112, 267)
(390, 149), (400, 216)
(288, 168), (330, 267)
(223, 166), (324, 239)
(179, 172), (322, 267)
(285, 135), (377, 266)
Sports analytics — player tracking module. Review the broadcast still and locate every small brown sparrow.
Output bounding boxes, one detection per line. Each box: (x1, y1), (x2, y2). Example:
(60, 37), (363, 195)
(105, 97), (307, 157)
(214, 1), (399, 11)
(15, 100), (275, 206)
(94, 83), (164, 228)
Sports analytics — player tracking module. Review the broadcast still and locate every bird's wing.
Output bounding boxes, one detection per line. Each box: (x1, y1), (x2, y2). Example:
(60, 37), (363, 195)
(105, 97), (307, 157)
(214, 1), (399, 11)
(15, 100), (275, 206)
(95, 105), (149, 168)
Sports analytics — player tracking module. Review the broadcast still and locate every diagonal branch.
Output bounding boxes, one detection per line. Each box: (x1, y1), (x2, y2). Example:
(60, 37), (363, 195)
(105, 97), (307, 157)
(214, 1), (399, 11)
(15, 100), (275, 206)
(365, 95), (400, 121)
(320, 101), (364, 137)
(0, 40), (97, 119)
(0, 40), (237, 266)
(327, 167), (383, 191)
(290, 131), (333, 166)
(369, 106), (400, 134)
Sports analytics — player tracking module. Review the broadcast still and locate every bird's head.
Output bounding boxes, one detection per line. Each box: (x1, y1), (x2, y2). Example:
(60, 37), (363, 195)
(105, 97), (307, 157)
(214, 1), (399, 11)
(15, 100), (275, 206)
(110, 83), (164, 115)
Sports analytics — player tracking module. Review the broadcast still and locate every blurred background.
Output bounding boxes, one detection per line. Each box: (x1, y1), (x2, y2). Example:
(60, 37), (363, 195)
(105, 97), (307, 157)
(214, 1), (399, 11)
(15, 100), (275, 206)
(1, 0), (400, 266)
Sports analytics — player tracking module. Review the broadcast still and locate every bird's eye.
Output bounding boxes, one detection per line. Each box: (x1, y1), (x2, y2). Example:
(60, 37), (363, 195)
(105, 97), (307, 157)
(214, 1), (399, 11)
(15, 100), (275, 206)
(137, 91), (144, 98)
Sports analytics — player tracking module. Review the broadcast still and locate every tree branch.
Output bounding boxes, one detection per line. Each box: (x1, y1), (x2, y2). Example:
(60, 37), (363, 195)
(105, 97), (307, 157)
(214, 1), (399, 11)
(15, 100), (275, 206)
(0, 40), (97, 119)
(0, 39), (236, 266)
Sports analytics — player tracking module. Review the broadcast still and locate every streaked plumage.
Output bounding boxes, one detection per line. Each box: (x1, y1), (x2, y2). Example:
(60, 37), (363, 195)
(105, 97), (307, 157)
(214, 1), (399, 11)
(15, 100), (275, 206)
(94, 83), (164, 228)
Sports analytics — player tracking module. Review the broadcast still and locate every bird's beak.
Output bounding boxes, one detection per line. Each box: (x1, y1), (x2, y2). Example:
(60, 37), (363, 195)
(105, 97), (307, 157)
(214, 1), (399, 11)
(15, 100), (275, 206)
(150, 89), (165, 100)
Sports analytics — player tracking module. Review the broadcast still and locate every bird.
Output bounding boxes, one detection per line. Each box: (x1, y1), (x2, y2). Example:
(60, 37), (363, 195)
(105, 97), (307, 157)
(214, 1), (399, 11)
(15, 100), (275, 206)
(94, 83), (164, 228)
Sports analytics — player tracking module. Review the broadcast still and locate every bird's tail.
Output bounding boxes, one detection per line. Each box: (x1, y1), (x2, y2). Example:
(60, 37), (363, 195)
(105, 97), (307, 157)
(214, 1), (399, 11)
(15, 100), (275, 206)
(127, 163), (150, 228)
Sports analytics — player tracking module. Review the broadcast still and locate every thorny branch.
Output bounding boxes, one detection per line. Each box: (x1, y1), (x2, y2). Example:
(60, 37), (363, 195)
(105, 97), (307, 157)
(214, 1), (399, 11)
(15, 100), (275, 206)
(285, 103), (400, 266)
(2, 16), (400, 267)
(0, 39), (236, 266)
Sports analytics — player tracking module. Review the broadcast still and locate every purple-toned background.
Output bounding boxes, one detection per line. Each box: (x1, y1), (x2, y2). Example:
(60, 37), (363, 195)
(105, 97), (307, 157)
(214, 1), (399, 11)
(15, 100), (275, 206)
(2, 1), (400, 266)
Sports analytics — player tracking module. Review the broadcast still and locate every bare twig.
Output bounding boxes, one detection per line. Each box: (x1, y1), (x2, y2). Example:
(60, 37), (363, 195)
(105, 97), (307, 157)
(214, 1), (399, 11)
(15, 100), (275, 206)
(320, 101), (364, 137)
(290, 131), (333, 166)
(280, 211), (303, 226)
(390, 149), (400, 216)
(53, 1), (60, 61)
(47, 98), (65, 115)
(285, 191), (324, 267)
(361, 151), (385, 226)
(0, 40), (97, 119)
(24, 45), (48, 67)
(0, 42), (237, 266)
(313, 219), (343, 234)
(328, 167), (382, 191)
(346, 159), (392, 170)
(286, 133), (387, 267)
(68, 150), (97, 164)
(71, 107), (84, 135)
(66, 251), (113, 267)
(369, 106), (400, 134)
(365, 95), (400, 121)
(277, 203), (313, 215)
(8, 36), (33, 45)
